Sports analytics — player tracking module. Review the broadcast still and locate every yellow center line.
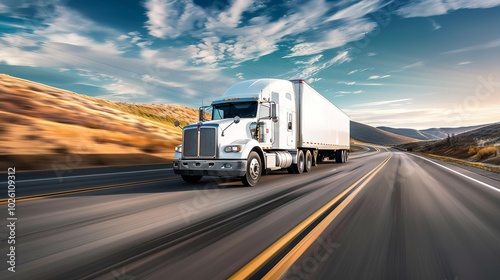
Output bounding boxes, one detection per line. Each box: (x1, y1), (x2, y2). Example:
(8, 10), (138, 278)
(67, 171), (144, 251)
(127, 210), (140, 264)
(0, 177), (180, 204)
(230, 154), (392, 280)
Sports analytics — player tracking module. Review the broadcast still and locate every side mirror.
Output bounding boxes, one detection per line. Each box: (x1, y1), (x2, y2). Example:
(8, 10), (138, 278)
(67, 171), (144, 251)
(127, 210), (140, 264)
(249, 122), (257, 140)
(222, 116), (241, 137)
(174, 120), (180, 127)
(270, 103), (278, 122)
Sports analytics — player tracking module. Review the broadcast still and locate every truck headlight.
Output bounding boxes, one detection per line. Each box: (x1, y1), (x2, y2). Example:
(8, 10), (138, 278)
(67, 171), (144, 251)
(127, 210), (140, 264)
(224, 145), (241, 153)
(175, 145), (182, 153)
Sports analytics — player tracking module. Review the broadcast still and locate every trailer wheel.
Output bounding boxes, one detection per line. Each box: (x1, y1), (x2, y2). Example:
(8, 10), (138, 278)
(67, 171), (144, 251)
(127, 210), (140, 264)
(304, 150), (312, 172)
(344, 150), (348, 163)
(241, 151), (261, 186)
(181, 175), (203, 183)
(335, 150), (344, 163)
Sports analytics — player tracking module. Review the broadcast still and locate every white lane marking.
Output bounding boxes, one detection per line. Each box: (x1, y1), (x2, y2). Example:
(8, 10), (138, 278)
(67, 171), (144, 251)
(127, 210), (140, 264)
(1, 168), (173, 184)
(412, 154), (500, 194)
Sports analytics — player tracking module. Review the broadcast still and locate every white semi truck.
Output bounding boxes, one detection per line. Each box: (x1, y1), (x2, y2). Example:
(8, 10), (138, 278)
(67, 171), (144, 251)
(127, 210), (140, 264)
(173, 79), (350, 186)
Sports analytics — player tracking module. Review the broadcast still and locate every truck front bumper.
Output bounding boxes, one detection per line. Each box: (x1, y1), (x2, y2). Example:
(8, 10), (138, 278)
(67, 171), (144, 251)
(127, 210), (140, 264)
(173, 159), (247, 177)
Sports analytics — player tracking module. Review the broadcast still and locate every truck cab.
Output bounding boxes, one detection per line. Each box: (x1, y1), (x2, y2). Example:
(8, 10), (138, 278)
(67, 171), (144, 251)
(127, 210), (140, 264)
(173, 79), (350, 186)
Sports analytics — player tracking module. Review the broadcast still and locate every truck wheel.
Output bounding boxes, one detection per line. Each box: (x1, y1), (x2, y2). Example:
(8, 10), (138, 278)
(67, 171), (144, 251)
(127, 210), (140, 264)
(344, 150), (348, 163)
(241, 151), (261, 186)
(335, 150), (344, 163)
(291, 150), (305, 174)
(181, 175), (203, 183)
(304, 150), (312, 172)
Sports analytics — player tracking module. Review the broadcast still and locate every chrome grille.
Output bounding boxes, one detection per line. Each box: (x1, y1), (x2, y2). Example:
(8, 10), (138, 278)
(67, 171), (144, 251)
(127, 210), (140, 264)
(200, 128), (216, 157)
(183, 129), (198, 157)
(183, 127), (217, 158)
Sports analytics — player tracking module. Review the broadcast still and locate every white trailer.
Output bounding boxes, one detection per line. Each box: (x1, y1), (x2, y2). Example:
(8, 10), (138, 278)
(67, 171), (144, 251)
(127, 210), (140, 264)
(293, 80), (350, 165)
(173, 79), (350, 186)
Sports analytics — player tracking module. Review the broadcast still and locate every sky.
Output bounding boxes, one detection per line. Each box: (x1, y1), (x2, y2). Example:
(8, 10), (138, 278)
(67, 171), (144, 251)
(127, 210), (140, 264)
(0, 0), (499, 129)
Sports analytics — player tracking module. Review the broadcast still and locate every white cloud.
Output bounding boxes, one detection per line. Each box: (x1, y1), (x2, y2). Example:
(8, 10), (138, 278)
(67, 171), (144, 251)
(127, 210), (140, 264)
(218, 0), (253, 28)
(353, 98), (413, 107)
(285, 19), (377, 57)
(40, 5), (116, 35)
(295, 54), (323, 65)
(367, 52), (377, 56)
(0, 4), (234, 104)
(336, 90), (363, 94)
(338, 81), (357, 85)
(338, 81), (383, 86)
(368, 74), (390, 80)
(103, 79), (148, 96)
(403, 61), (424, 69)
(327, 0), (382, 21)
(145, 0), (205, 39)
(294, 51), (351, 80)
(444, 38), (500, 54)
(0, 33), (38, 47)
(429, 19), (442, 30)
(307, 78), (322, 83)
(389, 61), (424, 73)
(348, 67), (373, 75)
(154, 0), (381, 66)
(0, 3), (8, 13)
(117, 34), (130, 41)
(396, 0), (500, 18)
(457, 61), (472, 65)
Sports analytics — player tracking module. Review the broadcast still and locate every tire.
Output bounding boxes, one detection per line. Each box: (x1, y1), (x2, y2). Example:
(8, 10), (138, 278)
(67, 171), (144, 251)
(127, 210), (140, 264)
(241, 151), (261, 186)
(335, 150), (344, 163)
(344, 150), (348, 163)
(304, 150), (312, 172)
(291, 150), (305, 174)
(181, 175), (203, 183)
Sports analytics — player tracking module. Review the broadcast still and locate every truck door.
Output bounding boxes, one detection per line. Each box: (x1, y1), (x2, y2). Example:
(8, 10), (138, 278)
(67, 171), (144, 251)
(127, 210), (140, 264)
(272, 91), (295, 149)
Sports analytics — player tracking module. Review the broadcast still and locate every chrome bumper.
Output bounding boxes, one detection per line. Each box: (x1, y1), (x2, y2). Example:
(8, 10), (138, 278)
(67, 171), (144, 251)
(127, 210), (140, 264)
(173, 159), (247, 177)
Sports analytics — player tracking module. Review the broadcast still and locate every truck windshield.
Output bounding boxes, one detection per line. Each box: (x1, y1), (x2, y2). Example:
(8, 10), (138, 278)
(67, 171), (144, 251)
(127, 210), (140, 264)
(212, 102), (258, 120)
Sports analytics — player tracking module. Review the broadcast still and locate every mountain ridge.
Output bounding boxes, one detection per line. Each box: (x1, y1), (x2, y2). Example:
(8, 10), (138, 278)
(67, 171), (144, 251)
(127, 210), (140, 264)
(378, 124), (493, 140)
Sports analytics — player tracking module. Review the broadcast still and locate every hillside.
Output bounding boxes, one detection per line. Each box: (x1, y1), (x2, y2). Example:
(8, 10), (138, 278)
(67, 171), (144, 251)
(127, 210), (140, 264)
(399, 123), (500, 165)
(377, 127), (440, 140)
(0, 74), (198, 170)
(379, 124), (490, 140)
(350, 121), (419, 145)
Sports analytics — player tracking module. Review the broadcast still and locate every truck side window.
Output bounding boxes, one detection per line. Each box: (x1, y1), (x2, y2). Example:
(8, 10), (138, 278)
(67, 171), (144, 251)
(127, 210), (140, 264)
(288, 113), (292, 131)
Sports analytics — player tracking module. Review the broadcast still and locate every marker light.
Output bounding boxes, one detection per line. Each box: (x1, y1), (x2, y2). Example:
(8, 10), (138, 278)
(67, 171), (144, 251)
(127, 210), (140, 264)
(224, 145), (242, 153)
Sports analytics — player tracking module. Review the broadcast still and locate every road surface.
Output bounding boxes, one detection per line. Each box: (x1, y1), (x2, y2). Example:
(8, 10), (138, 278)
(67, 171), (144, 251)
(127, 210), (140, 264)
(1, 147), (499, 279)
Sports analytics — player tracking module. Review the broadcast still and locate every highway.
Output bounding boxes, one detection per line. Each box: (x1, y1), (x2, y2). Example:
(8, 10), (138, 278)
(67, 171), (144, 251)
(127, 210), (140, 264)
(1, 147), (500, 280)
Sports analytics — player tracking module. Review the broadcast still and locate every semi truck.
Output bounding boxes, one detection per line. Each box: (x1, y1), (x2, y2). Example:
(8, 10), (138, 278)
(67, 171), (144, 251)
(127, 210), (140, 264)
(173, 79), (350, 186)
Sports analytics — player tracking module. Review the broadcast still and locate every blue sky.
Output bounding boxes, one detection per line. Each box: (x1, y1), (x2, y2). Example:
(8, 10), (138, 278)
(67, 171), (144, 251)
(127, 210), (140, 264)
(1, 0), (499, 129)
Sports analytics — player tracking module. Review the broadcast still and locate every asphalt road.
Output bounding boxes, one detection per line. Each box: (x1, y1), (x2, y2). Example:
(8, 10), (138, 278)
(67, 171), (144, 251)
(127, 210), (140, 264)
(1, 147), (499, 280)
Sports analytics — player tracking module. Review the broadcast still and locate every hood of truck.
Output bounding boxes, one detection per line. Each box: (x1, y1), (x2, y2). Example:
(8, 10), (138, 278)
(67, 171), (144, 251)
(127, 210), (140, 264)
(184, 118), (253, 139)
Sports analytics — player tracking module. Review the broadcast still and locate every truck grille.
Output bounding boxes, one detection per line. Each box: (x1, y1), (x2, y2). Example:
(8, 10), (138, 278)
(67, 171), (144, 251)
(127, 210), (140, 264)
(183, 127), (217, 158)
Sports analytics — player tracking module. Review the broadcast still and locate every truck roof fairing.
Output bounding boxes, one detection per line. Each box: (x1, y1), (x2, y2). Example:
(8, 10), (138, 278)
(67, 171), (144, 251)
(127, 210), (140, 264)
(212, 79), (293, 104)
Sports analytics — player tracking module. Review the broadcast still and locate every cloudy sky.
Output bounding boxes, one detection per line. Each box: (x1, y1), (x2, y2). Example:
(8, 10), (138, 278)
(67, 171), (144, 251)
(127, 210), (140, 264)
(1, 0), (499, 129)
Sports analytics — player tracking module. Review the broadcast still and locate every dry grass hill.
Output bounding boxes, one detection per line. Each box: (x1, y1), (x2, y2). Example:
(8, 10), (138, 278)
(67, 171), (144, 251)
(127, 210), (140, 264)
(0, 74), (200, 170)
(399, 123), (500, 165)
